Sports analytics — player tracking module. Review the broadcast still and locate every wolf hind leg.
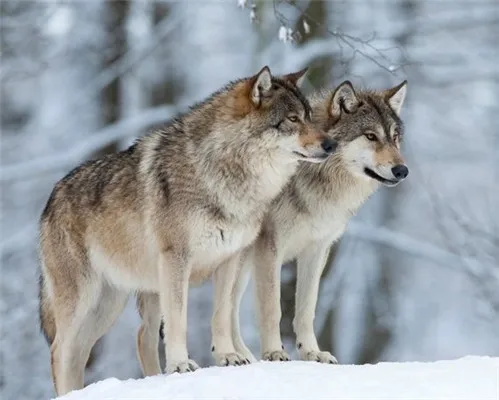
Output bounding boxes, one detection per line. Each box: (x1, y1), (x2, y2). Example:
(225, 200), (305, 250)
(51, 276), (128, 396)
(136, 291), (162, 376)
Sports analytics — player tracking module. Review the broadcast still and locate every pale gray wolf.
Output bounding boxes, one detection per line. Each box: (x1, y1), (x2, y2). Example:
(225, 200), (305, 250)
(38, 66), (337, 396)
(230, 80), (408, 364)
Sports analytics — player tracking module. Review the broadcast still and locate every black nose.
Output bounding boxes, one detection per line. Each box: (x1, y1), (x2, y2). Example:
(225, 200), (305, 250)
(321, 138), (337, 154)
(391, 164), (409, 180)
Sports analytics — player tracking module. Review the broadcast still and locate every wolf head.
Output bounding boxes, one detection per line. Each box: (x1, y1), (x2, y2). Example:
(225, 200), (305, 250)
(207, 66), (336, 163)
(319, 80), (408, 186)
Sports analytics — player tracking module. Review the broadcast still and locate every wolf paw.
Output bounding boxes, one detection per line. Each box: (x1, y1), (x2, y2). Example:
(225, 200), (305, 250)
(302, 350), (338, 364)
(233, 346), (257, 363)
(214, 352), (250, 367)
(262, 350), (290, 362)
(167, 359), (200, 374)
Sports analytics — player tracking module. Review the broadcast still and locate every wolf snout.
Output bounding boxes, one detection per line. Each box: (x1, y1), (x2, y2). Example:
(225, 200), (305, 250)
(294, 131), (336, 163)
(391, 164), (409, 180)
(321, 138), (337, 155)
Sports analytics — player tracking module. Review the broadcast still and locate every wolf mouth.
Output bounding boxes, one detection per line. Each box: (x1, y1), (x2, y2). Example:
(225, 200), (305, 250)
(364, 168), (399, 186)
(293, 151), (329, 161)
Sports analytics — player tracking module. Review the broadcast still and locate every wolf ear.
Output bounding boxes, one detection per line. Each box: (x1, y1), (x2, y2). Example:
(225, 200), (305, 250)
(329, 80), (360, 117)
(282, 67), (308, 88)
(251, 66), (273, 106)
(384, 80), (407, 115)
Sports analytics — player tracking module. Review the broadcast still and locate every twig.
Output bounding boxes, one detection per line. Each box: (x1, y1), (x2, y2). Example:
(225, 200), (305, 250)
(271, 0), (412, 73)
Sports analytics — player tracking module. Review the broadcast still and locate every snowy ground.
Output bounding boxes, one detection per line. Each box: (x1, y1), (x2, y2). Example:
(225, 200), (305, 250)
(56, 357), (499, 400)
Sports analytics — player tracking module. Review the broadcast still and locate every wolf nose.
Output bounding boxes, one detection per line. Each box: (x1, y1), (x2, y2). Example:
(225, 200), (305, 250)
(321, 138), (337, 154)
(392, 164), (409, 180)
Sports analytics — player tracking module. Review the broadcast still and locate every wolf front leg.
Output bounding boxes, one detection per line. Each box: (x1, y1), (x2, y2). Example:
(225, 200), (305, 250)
(253, 234), (290, 361)
(211, 252), (250, 366)
(230, 249), (257, 363)
(294, 240), (338, 364)
(158, 250), (199, 373)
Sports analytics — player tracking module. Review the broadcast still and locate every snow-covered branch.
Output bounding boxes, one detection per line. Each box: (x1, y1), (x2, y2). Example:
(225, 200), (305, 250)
(259, 37), (339, 77)
(314, 220), (490, 334)
(0, 105), (177, 182)
(346, 221), (486, 271)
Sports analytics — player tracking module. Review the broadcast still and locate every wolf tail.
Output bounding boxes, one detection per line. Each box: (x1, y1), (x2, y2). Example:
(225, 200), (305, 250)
(39, 273), (56, 345)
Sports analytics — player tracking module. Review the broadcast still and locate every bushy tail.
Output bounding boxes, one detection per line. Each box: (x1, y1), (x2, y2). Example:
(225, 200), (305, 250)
(38, 273), (56, 345)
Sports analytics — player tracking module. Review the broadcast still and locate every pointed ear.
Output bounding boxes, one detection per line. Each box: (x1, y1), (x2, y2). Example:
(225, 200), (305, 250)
(282, 67), (308, 88)
(329, 80), (360, 117)
(251, 66), (273, 106)
(384, 80), (407, 115)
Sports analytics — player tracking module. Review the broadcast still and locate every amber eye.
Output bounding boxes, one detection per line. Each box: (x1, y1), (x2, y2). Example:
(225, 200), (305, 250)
(365, 133), (377, 141)
(288, 116), (299, 123)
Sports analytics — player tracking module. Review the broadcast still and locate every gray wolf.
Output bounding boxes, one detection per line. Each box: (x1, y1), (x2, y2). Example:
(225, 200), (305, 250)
(230, 80), (408, 363)
(38, 66), (336, 396)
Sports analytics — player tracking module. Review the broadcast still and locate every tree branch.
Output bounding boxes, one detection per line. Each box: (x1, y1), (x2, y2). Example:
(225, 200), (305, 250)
(314, 220), (492, 335)
(0, 105), (177, 182)
(270, 0), (413, 74)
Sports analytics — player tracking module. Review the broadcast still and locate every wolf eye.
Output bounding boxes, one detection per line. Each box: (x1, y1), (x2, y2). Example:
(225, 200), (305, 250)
(287, 116), (299, 123)
(365, 133), (377, 141)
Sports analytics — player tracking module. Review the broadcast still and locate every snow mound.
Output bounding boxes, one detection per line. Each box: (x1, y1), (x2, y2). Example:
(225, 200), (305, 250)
(56, 357), (499, 400)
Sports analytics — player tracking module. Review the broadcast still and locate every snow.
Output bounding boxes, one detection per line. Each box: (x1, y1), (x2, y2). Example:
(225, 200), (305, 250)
(278, 26), (293, 43)
(237, 0), (248, 9)
(303, 20), (310, 35)
(56, 357), (499, 400)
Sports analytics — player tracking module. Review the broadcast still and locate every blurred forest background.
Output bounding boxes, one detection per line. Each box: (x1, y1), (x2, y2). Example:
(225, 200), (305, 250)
(1, 0), (498, 399)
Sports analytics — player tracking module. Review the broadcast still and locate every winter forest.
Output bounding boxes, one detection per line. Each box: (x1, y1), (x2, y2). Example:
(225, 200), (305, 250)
(1, 0), (498, 399)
